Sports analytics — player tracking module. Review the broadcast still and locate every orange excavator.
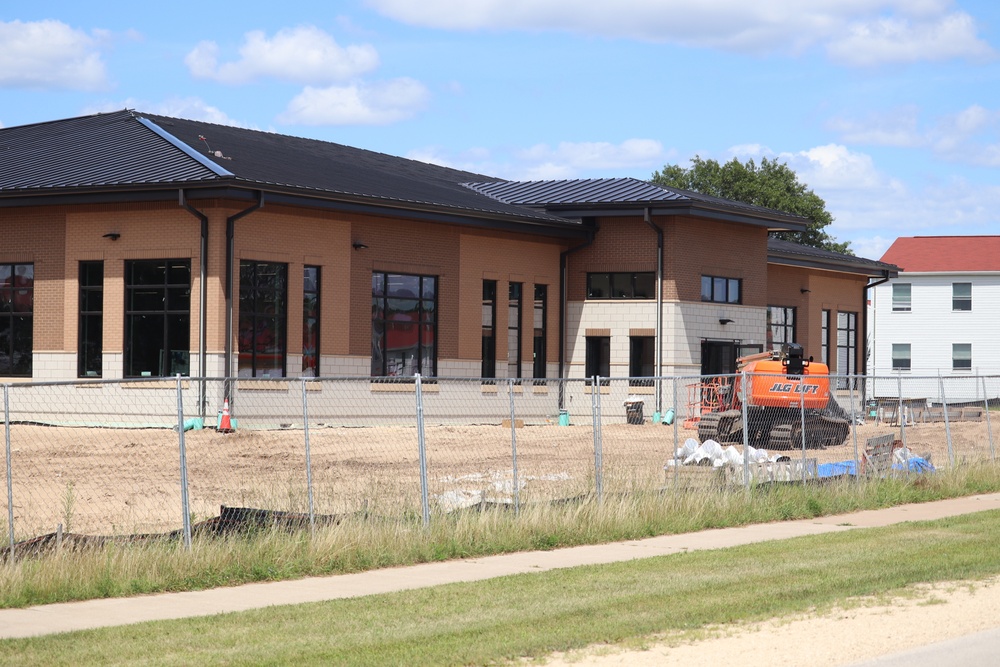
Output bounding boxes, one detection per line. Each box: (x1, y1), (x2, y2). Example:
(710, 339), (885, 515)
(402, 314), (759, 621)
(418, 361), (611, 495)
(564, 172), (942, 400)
(697, 343), (850, 449)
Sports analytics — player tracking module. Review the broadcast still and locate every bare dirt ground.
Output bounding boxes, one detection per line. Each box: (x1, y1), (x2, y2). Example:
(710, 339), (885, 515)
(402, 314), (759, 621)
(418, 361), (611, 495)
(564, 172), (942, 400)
(3, 418), (995, 537)
(541, 576), (1000, 666)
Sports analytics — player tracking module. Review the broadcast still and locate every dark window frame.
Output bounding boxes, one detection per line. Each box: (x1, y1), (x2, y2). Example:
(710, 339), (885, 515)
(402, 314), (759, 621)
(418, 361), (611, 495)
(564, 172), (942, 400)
(821, 309), (830, 367)
(585, 335), (610, 385)
(508, 282), (522, 379)
(238, 260), (288, 378)
(837, 311), (858, 388)
(586, 272), (655, 300)
(767, 305), (796, 351)
(124, 259), (191, 378)
(371, 272), (438, 378)
(482, 280), (497, 379)
(629, 335), (655, 387)
(78, 261), (103, 378)
(302, 265), (320, 377)
(0, 262), (33, 377)
(533, 284), (547, 379)
(701, 275), (741, 304)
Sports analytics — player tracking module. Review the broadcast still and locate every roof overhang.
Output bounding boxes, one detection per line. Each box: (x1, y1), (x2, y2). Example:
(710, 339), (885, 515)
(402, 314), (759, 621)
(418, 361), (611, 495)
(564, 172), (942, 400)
(768, 253), (899, 278)
(538, 203), (806, 232)
(0, 183), (591, 240)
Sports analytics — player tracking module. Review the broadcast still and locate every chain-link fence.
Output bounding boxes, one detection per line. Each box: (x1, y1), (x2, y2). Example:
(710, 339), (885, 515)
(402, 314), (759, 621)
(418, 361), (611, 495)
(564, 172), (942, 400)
(4, 372), (998, 556)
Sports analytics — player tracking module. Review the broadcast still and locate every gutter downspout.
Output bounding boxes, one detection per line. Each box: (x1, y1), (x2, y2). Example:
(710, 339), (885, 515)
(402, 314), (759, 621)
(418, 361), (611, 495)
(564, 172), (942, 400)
(862, 270), (892, 395)
(225, 193), (265, 397)
(559, 231), (595, 411)
(179, 190), (209, 419)
(644, 208), (664, 415)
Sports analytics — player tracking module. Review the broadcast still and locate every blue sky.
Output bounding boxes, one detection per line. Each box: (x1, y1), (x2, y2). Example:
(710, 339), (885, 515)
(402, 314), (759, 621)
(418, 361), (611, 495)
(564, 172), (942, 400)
(3, 1), (1000, 260)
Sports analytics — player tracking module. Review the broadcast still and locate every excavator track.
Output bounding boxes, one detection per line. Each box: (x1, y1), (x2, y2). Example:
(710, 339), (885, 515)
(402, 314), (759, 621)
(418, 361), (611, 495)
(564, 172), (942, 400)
(697, 409), (743, 443)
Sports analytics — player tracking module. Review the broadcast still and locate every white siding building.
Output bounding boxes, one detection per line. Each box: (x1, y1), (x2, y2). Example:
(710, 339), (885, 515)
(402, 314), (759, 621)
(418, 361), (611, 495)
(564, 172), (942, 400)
(869, 236), (1000, 403)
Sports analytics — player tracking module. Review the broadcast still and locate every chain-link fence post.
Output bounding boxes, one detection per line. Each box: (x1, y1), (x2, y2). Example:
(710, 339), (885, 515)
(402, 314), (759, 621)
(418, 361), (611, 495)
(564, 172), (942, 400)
(799, 384), (807, 485)
(983, 376), (995, 462)
(940, 374), (954, 467)
(671, 377), (679, 487)
(740, 370), (750, 489)
(415, 373), (430, 527)
(175, 375), (192, 551)
(301, 379), (316, 536)
(897, 375), (909, 455)
(5, 384), (14, 561)
(507, 379), (520, 515)
(592, 376), (603, 502)
(848, 374), (860, 475)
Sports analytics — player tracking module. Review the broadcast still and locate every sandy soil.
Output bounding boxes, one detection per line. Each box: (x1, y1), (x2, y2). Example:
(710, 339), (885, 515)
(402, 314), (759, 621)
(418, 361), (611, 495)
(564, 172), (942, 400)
(540, 576), (1000, 666)
(3, 418), (995, 537)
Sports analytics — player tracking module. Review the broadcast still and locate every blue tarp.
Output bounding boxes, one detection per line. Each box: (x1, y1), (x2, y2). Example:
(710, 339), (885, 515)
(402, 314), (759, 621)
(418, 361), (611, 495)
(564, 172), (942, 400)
(817, 457), (935, 478)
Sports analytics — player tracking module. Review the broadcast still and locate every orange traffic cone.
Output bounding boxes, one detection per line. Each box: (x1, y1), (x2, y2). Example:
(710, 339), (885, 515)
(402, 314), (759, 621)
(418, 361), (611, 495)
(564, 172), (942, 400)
(218, 398), (235, 433)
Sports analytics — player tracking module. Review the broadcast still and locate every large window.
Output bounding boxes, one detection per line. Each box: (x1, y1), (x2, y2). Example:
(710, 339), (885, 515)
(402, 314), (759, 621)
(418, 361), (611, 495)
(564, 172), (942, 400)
(482, 280), (496, 378)
(953, 283), (972, 311)
(533, 285), (547, 379)
(701, 275), (741, 304)
(508, 282), (522, 378)
(587, 272), (655, 299)
(892, 283), (911, 312)
(892, 343), (911, 371)
(372, 272), (437, 377)
(837, 311), (857, 389)
(585, 336), (610, 381)
(78, 261), (103, 377)
(629, 336), (655, 386)
(821, 309), (830, 366)
(767, 306), (796, 351)
(953, 343), (972, 371)
(238, 260), (287, 378)
(302, 266), (320, 377)
(0, 263), (33, 377)
(125, 260), (190, 377)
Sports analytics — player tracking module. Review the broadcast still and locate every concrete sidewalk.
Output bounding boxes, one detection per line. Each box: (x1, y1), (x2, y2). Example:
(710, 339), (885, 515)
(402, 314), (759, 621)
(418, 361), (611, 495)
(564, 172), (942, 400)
(3, 493), (1000, 640)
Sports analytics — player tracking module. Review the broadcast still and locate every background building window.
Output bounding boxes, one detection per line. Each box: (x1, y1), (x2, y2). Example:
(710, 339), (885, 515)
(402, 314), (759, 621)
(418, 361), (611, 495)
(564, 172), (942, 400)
(821, 309), (830, 366)
(78, 261), (103, 378)
(372, 272), (437, 377)
(0, 263), (33, 377)
(629, 336), (655, 386)
(953, 283), (972, 311)
(125, 259), (190, 377)
(239, 260), (287, 378)
(837, 311), (857, 389)
(892, 283), (911, 311)
(587, 272), (655, 299)
(585, 336), (610, 382)
(533, 284), (547, 379)
(953, 343), (972, 370)
(508, 282), (522, 378)
(482, 280), (496, 378)
(892, 343), (911, 371)
(302, 266), (320, 377)
(767, 306), (796, 351)
(701, 275), (741, 304)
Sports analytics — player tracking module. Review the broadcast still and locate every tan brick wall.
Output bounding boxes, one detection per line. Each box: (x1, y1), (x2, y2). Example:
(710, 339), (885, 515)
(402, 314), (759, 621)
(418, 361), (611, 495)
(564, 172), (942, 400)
(2, 207), (67, 355)
(459, 232), (561, 369)
(768, 263), (867, 372)
(567, 214), (768, 306)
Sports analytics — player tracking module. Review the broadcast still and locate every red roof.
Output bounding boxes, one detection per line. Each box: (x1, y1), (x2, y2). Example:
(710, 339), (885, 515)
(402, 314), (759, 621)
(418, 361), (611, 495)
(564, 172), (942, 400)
(880, 236), (1000, 272)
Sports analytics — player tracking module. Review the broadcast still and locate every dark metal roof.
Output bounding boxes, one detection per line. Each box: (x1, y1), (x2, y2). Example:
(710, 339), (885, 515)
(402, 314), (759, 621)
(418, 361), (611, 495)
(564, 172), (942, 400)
(0, 111), (222, 190)
(0, 110), (577, 230)
(768, 238), (898, 277)
(463, 177), (809, 230)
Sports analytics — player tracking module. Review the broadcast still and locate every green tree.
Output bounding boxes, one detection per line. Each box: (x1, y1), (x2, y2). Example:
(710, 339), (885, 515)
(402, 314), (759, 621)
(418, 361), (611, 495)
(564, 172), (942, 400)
(651, 156), (851, 254)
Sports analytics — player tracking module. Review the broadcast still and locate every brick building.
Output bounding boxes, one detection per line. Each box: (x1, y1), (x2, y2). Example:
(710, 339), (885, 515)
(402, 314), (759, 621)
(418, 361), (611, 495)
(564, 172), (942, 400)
(0, 110), (895, 406)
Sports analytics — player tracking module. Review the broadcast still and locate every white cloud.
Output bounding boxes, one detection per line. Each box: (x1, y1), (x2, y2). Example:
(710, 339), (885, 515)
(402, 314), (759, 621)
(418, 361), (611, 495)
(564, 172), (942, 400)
(278, 78), (430, 125)
(0, 20), (109, 91)
(518, 139), (665, 171)
(185, 26), (379, 85)
(366, 0), (994, 65)
(829, 104), (1000, 167)
(826, 12), (992, 66)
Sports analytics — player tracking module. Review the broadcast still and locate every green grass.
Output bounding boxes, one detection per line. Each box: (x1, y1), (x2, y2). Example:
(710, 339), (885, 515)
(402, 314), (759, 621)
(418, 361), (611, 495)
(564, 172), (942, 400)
(3, 510), (1000, 666)
(2, 464), (1000, 612)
